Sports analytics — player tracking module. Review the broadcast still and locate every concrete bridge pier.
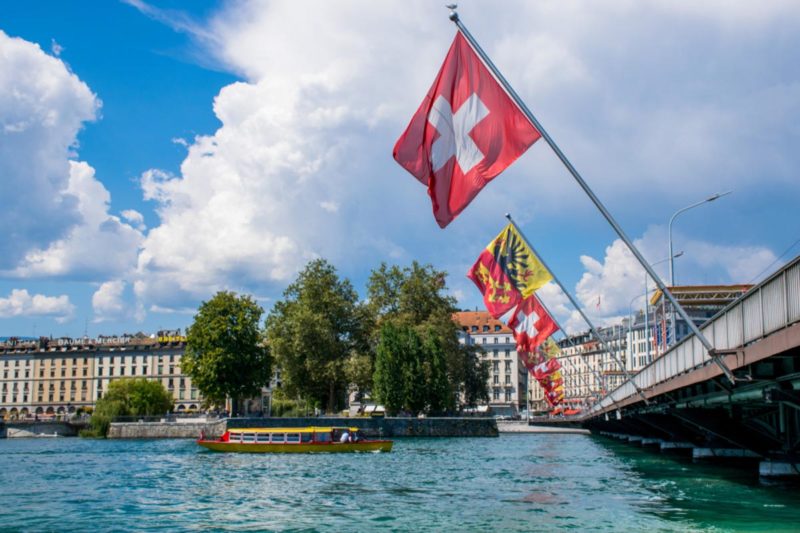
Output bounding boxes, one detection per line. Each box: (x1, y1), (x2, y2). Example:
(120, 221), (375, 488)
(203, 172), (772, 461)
(692, 447), (761, 462)
(759, 460), (800, 478)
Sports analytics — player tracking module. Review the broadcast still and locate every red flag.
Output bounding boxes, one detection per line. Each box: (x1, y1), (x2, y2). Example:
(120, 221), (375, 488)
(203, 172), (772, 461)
(532, 357), (561, 382)
(467, 249), (522, 319)
(504, 294), (558, 353)
(393, 32), (541, 228)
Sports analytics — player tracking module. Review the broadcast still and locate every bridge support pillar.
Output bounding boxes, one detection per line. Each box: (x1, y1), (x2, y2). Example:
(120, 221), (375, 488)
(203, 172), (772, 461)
(759, 460), (800, 478)
(692, 448), (760, 460)
(660, 441), (693, 452)
(640, 438), (660, 446)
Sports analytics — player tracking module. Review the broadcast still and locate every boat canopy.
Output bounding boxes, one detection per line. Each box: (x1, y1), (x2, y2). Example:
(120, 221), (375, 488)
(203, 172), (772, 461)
(228, 427), (360, 434)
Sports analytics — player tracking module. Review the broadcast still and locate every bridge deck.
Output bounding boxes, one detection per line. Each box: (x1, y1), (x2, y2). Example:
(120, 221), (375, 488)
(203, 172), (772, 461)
(588, 255), (800, 417)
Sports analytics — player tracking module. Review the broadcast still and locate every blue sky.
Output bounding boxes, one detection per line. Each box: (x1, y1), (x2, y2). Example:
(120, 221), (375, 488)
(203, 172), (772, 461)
(1, 0), (798, 338)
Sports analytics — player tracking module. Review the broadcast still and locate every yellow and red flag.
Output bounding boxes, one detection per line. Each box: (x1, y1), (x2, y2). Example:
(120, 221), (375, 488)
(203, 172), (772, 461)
(467, 223), (552, 318)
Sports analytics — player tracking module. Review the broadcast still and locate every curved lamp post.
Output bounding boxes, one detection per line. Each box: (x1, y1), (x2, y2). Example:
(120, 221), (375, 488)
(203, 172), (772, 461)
(668, 191), (731, 286)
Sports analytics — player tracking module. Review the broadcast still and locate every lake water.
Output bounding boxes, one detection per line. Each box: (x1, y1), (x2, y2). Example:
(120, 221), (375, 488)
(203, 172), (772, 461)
(1, 434), (799, 531)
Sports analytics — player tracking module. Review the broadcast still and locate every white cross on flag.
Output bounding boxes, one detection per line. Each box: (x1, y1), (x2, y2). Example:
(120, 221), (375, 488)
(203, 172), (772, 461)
(393, 32), (541, 228)
(503, 294), (558, 353)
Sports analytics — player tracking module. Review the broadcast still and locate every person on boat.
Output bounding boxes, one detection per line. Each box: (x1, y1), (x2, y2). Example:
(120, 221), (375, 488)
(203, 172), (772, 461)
(340, 430), (351, 443)
(352, 430), (360, 443)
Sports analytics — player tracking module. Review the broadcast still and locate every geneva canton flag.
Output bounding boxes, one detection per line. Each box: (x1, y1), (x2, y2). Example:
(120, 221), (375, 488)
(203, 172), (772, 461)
(393, 32), (541, 228)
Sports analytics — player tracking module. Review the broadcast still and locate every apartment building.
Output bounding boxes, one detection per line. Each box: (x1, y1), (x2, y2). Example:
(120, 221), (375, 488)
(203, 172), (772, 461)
(454, 311), (528, 417)
(0, 332), (202, 420)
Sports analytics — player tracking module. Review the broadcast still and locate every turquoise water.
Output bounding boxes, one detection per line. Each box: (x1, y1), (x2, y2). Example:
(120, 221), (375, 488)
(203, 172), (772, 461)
(1, 434), (799, 532)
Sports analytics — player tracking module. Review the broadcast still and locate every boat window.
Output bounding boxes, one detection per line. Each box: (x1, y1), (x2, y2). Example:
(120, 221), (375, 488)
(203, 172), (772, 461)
(242, 433), (256, 443)
(315, 432), (331, 443)
(229, 432), (241, 442)
(270, 433), (285, 443)
(256, 433), (270, 443)
(300, 433), (312, 443)
(286, 433), (300, 443)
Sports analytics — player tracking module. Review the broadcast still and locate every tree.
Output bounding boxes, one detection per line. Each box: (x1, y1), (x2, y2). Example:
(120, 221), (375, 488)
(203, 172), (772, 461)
(265, 259), (368, 413)
(88, 378), (173, 437)
(373, 322), (412, 414)
(423, 330), (453, 414)
(367, 261), (488, 410)
(184, 291), (271, 413)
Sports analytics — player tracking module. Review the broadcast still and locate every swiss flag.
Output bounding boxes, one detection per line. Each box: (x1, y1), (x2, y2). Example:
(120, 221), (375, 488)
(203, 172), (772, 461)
(504, 294), (558, 353)
(393, 32), (541, 228)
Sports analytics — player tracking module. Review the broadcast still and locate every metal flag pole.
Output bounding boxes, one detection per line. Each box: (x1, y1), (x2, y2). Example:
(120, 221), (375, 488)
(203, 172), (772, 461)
(506, 214), (649, 404)
(448, 7), (735, 384)
(534, 296), (610, 407)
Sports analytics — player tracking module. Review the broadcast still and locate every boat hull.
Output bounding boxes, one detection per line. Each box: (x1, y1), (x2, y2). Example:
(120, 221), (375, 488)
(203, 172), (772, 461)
(197, 440), (393, 453)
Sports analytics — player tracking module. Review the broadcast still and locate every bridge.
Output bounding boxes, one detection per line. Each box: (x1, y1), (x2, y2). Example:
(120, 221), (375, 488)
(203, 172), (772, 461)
(583, 255), (800, 477)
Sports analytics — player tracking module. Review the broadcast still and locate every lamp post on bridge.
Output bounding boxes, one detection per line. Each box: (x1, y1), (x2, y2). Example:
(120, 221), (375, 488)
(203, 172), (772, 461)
(667, 191), (730, 347)
(668, 192), (731, 287)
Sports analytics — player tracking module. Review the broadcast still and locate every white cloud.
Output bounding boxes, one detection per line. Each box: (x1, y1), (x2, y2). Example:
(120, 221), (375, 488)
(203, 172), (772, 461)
(123, 0), (797, 318)
(121, 209), (146, 231)
(50, 38), (63, 57)
(320, 201), (339, 213)
(8, 161), (144, 280)
(0, 289), (75, 323)
(92, 281), (127, 323)
(572, 227), (778, 328)
(0, 30), (99, 269)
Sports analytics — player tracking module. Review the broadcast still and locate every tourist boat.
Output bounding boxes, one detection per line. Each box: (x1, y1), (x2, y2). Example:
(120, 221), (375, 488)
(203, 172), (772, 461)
(197, 426), (393, 453)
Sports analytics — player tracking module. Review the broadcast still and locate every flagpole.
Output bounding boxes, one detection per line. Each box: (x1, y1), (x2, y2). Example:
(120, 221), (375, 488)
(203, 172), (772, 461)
(534, 297), (613, 408)
(448, 9), (734, 385)
(506, 214), (649, 404)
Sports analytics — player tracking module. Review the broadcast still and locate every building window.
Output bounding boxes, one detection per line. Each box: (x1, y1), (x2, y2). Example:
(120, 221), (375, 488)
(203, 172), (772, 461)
(493, 375), (499, 384)
(481, 338), (486, 344)
(493, 350), (498, 358)
(505, 375), (511, 384)
(493, 389), (500, 400)
(505, 390), (513, 402)
(493, 362), (499, 372)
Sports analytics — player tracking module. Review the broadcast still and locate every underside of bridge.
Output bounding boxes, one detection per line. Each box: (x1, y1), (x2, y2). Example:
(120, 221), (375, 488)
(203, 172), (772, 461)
(584, 326), (800, 476)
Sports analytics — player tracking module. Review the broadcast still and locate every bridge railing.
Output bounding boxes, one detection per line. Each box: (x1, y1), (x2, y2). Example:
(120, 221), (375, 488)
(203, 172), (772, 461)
(590, 255), (800, 415)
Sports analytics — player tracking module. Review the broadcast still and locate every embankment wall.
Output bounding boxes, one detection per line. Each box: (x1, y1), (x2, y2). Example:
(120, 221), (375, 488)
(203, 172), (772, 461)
(109, 417), (497, 439)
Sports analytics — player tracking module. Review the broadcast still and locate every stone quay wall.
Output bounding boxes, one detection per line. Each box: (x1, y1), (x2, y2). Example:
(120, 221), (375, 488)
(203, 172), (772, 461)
(109, 417), (497, 439)
(108, 419), (227, 439)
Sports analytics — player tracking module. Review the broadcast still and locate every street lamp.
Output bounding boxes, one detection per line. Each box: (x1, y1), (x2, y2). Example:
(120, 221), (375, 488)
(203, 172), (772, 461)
(668, 191), (731, 286)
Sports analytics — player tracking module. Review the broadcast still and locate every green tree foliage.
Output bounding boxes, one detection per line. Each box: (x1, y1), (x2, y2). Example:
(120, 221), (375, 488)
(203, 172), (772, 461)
(367, 261), (489, 410)
(373, 322), (412, 414)
(265, 259), (368, 413)
(184, 291), (271, 412)
(87, 378), (173, 437)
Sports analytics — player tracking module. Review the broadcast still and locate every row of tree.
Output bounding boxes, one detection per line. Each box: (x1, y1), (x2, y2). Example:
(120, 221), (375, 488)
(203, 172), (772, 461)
(183, 259), (489, 416)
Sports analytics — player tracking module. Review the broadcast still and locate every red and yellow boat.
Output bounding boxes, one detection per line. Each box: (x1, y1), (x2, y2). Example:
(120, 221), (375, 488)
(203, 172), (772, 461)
(197, 426), (393, 453)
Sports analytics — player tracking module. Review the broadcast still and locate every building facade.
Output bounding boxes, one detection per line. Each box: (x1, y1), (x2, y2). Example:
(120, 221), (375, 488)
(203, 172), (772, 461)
(454, 312), (528, 417)
(0, 332), (203, 420)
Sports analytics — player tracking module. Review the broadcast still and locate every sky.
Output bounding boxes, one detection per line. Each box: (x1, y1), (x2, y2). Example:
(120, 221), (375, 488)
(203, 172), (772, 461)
(1, 0), (798, 339)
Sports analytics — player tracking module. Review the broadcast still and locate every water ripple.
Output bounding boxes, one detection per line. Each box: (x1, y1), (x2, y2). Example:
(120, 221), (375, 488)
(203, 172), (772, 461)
(1, 435), (800, 531)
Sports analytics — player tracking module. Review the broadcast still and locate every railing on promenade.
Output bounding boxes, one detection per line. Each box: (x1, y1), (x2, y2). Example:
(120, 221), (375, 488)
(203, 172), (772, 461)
(588, 255), (800, 416)
(112, 413), (223, 423)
